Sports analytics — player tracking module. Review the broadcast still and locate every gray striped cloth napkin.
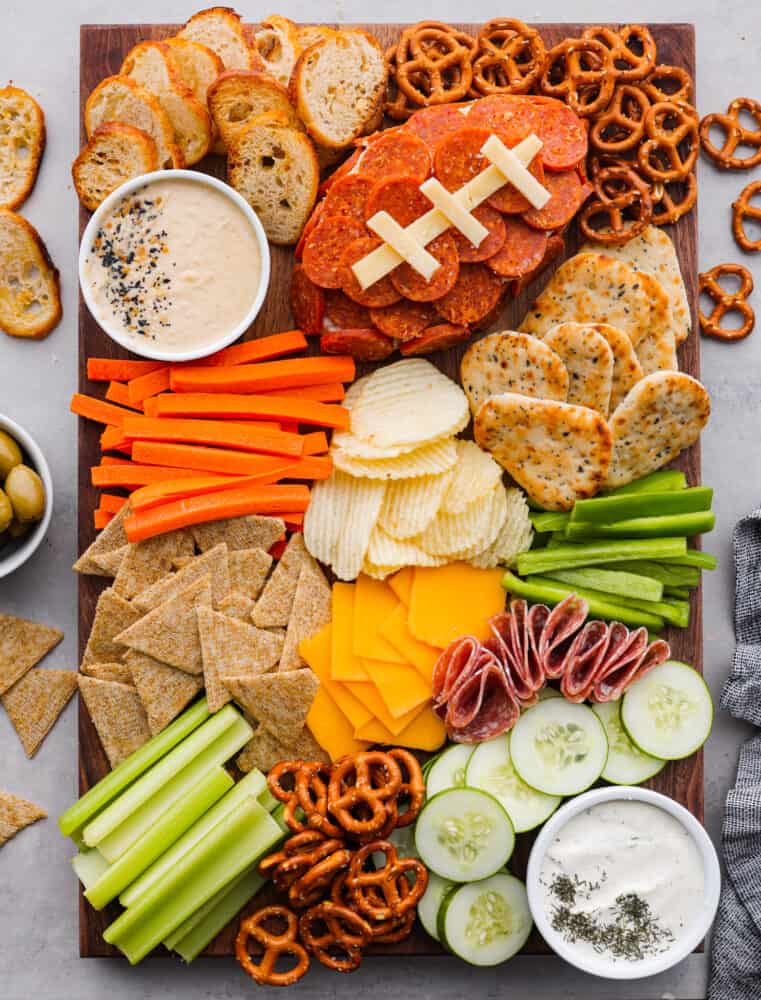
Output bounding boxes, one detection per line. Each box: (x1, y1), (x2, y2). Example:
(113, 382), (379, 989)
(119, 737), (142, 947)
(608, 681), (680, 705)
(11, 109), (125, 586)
(709, 506), (761, 999)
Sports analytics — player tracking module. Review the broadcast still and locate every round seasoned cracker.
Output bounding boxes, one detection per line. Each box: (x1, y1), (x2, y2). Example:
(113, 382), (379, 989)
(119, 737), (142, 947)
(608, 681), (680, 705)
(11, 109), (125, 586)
(543, 324), (614, 416)
(635, 326), (679, 377)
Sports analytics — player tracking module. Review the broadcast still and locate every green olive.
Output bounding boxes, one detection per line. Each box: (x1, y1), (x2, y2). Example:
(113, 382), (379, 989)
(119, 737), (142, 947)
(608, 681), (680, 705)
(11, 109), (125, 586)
(0, 430), (22, 478)
(0, 489), (12, 533)
(7, 518), (30, 539)
(5, 464), (46, 523)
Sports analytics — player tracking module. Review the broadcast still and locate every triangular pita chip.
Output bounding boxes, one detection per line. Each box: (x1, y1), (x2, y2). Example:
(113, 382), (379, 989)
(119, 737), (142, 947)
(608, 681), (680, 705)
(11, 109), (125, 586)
(252, 533), (312, 628)
(279, 561), (331, 671)
(198, 609), (283, 712)
(225, 669), (319, 744)
(133, 543), (231, 612)
(113, 529), (195, 600)
(82, 588), (142, 667)
(237, 723), (328, 774)
(192, 515), (284, 553)
(92, 544), (129, 578)
(229, 548), (273, 600)
(72, 504), (131, 576)
(115, 576), (212, 674)
(0, 614), (63, 695)
(78, 675), (151, 768)
(80, 661), (134, 684)
(217, 593), (257, 621)
(0, 790), (46, 846)
(126, 651), (203, 736)
(1, 668), (78, 757)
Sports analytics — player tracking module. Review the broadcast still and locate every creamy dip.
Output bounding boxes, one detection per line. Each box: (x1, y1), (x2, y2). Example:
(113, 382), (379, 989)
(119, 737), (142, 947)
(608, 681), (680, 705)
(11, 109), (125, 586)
(539, 800), (705, 964)
(83, 178), (262, 353)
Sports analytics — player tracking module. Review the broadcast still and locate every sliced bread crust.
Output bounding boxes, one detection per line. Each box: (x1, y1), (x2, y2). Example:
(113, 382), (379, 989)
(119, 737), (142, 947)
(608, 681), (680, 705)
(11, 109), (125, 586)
(72, 123), (159, 212)
(208, 69), (301, 148)
(253, 15), (302, 88)
(178, 6), (260, 70)
(0, 208), (61, 339)
(163, 36), (225, 105)
(0, 86), (46, 211)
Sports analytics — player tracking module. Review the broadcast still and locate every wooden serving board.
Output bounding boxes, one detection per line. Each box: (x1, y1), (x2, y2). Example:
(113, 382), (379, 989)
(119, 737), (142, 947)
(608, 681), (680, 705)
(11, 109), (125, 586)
(78, 21), (700, 959)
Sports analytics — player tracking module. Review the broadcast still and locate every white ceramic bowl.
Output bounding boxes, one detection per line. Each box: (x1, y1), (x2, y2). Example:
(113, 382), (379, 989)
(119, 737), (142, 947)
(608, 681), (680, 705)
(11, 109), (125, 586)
(0, 413), (54, 579)
(78, 169), (271, 362)
(526, 785), (721, 980)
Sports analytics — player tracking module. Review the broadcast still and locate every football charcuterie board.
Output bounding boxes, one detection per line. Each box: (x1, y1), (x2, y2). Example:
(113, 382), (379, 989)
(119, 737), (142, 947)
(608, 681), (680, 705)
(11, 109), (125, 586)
(77, 20), (701, 959)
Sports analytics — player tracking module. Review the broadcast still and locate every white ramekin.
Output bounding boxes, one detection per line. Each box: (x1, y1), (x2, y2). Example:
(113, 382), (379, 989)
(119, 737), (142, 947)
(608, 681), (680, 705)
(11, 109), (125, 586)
(78, 170), (271, 362)
(0, 413), (54, 579)
(526, 785), (721, 980)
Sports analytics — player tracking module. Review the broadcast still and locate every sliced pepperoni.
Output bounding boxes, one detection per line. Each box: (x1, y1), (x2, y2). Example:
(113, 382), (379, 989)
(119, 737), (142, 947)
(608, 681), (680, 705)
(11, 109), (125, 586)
(399, 322), (471, 356)
(289, 264), (325, 335)
(317, 148), (362, 198)
(451, 203), (506, 262)
(434, 262), (505, 326)
(390, 232), (459, 303)
(486, 218), (548, 278)
(338, 235), (402, 308)
(294, 201), (324, 262)
(370, 299), (436, 341)
(526, 97), (588, 172)
(523, 169), (593, 230)
(323, 174), (375, 221)
(466, 94), (531, 132)
(320, 328), (396, 361)
(358, 132), (432, 184)
(404, 103), (474, 148)
(324, 289), (372, 329)
(512, 232), (565, 296)
(366, 177), (432, 227)
(434, 127), (495, 192)
(302, 215), (367, 289)
(488, 156), (546, 214)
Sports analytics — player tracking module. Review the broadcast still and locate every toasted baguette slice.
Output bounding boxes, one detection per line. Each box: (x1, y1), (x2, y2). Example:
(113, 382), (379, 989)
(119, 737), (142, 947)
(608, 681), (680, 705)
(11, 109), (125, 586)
(208, 69), (300, 148)
(0, 86), (45, 211)
(163, 36), (225, 105)
(120, 41), (212, 165)
(0, 209), (61, 339)
(72, 123), (159, 212)
(289, 30), (387, 150)
(296, 25), (337, 51)
(253, 15), (302, 88)
(85, 75), (184, 169)
(228, 113), (318, 245)
(178, 6), (260, 70)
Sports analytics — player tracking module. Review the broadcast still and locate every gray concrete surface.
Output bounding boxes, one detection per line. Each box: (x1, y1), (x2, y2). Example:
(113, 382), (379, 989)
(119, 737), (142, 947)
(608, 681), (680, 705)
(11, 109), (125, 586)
(0, 1), (759, 997)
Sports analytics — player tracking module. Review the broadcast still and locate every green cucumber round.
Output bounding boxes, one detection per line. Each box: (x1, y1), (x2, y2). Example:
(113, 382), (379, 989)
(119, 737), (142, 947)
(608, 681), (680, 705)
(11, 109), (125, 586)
(418, 871), (455, 942)
(425, 743), (473, 797)
(621, 660), (713, 760)
(592, 700), (666, 784)
(437, 873), (532, 966)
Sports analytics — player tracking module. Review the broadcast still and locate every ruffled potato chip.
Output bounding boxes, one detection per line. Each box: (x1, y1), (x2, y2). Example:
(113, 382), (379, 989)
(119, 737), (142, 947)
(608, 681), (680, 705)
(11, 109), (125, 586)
(378, 470), (453, 539)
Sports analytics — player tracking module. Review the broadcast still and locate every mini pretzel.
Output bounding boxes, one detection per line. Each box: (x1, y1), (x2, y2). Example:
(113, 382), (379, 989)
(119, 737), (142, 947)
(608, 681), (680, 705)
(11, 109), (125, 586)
(700, 98), (761, 170)
(328, 751), (402, 838)
(579, 164), (653, 245)
(589, 83), (651, 153)
(288, 846), (352, 909)
(259, 831), (344, 888)
(346, 841), (428, 922)
(642, 64), (693, 105)
(236, 906), (310, 987)
(651, 172), (697, 225)
(733, 180), (761, 252)
(394, 22), (475, 109)
(471, 19), (546, 95)
(698, 263), (755, 341)
(299, 902), (372, 973)
(386, 748), (425, 827)
(638, 100), (698, 181)
(581, 24), (656, 83)
(267, 760), (342, 836)
(539, 37), (615, 118)
(332, 870), (417, 943)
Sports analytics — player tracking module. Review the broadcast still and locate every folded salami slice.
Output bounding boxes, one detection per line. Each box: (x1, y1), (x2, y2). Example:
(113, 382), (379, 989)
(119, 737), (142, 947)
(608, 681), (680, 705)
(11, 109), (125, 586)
(559, 620), (612, 702)
(486, 602), (541, 706)
(432, 636), (484, 710)
(539, 594), (589, 678)
(593, 631), (671, 702)
(445, 652), (521, 743)
(527, 603), (550, 689)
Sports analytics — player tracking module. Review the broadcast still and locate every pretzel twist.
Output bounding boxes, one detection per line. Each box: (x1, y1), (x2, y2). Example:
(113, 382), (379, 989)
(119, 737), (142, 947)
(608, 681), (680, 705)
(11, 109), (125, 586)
(651, 173), (697, 225)
(391, 22), (475, 112)
(589, 84), (651, 153)
(328, 751), (403, 839)
(235, 906), (310, 987)
(299, 902), (373, 972)
(582, 24), (656, 83)
(733, 180), (761, 252)
(638, 100), (698, 181)
(539, 37), (616, 117)
(386, 748), (426, 827)
(642, 64), (693, 105)
(267, 760), (343, 836)
(579, 164), (653, 244)
(698, 263), (755, 341)
(471, 18), (546, 95)
(346, 841), (428, 921)
(288, 848), (353, 909)
(700, 98), (761, 170)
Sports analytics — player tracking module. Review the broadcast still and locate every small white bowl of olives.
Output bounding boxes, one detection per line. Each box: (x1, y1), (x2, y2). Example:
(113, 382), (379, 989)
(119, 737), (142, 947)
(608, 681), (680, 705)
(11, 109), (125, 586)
(0, 415), (53, 579)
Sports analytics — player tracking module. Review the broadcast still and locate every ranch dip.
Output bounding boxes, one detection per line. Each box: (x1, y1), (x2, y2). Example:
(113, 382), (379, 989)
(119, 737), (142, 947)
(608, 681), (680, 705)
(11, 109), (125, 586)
(83, 177), (262, 353)
(539, 800), (705, 964)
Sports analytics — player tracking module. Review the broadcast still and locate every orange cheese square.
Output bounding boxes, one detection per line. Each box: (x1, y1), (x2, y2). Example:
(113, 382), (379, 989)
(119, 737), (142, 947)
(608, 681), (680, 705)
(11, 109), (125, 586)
(363, 659), (431, 719)
(380, 604), (440, 683)
(388, 566), (414, 605)
(352, 574), (405, 663)
(306, 686), (370, 761)
(343, 679), (425, 736)
(330, 583), (370, 681)
(300, 625), (373, 731)
(408, 563), (505, 648)
(355, 705), (446, 751)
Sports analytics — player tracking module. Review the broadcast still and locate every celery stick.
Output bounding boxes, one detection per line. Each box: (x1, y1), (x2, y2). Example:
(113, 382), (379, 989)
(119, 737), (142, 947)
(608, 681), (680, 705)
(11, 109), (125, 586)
(545, 568), (663, 603)
(72, 849), (110, 891)
(571, 487), (713, 524)
(664, 586), (692, 599)
(86, 768), (233, 910)
(104, 799), (281, 964)
(163, 868), (252, 951)
(530, 512), (570, 533)
(95, 715), (252, 862)
(83, 704), (243, 849)
(258, 786), (279, 814)
(59, 698), (210, 839)
(170, 870), (265, 962)
(612, 560), (701, 588)
(603, 470), (687, 495)
(565, 512), (714, 540)
(120, 769), (267, 908)
(516, 537), (687, 576)
(664, 550), (718, 570)
(502, 571), (665, 629)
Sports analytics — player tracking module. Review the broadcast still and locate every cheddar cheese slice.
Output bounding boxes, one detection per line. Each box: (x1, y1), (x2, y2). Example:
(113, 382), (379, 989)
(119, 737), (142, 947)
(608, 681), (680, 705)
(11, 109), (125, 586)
(306, 686), (370, 761)
(355, 705), (446, 751)
(352, 574), (405, 663)
(388, 566), (414, 606)
(408, 563), (505, 648)
(379, 603), (440, 683)
(363, 659), (431, 719)
(300, 625), (373, 730)
(330, 583), (370, 681)
(343, 679), (424, 736)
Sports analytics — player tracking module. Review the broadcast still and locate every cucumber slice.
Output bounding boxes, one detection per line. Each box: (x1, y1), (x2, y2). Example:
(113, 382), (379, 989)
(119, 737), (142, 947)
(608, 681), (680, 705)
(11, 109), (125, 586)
(465, 734), (561, 833)
(418, 871), (455, 942)
(592, 701), (666, 784)
(425, 744), (473, 797)
(621, 660), (713, 760)
(415, 788), (515, 882)
(510, 700), (608, 796)
(538, 686), (562, 700)
(437, 873), (532, 966)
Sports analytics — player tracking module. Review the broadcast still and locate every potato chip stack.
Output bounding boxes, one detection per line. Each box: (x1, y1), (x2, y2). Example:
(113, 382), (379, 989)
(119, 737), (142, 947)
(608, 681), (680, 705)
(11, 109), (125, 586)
(304, 359), (533, 579)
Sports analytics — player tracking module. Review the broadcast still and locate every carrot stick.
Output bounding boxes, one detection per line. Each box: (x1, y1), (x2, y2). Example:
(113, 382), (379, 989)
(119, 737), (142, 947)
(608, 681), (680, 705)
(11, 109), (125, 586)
(124, 484), (311, 542)
(99, 494), (128, 513)
(301, 431), (329, 455)
(131, 441), (297, 480)
(130, 474), (259, 513)
(100, 455), (134, 467)
(260, 383), (346, 403)
(105, 381), (143, 411)
(282, 512), (305, 531)
(94, 509), (114, 529)
(204, 330), (308, 367)
(100, 426), (133, 455)
(127, 368), (171, 405)
(122, 416), (304, 458)
(169, 356), (355, 394)
(280, 421), (298, 435)
(92, 464), (214, 488)
(144, 392), (350, 429)
(70, 393), (135, 428)
(87, 358), (165, 382)
(282, 456), (333, 480)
